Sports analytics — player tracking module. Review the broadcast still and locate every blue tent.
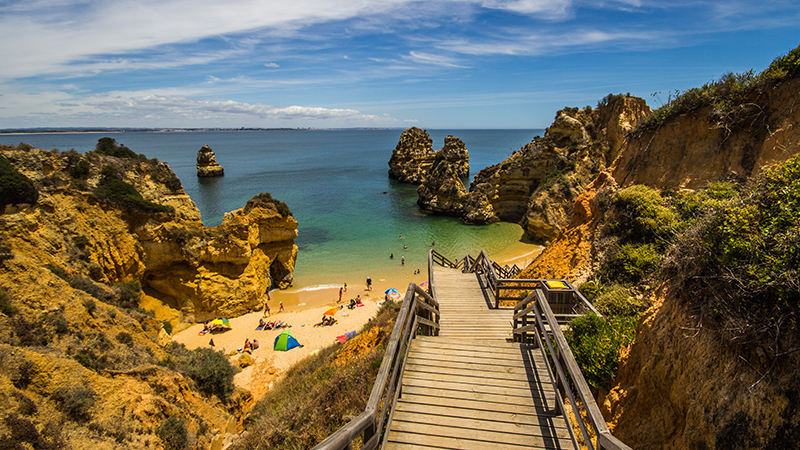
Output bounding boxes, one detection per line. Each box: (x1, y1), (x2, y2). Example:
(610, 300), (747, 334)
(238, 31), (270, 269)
(274, 329), (301, 351)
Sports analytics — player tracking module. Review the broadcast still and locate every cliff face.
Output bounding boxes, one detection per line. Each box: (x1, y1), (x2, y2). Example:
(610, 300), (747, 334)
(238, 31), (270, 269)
(388, 127), (469, 184)
(0, 143), (297, 449)
(1, 146), (297, 322)
(520, 71), (800, 448)
(421, 95), (649, 241)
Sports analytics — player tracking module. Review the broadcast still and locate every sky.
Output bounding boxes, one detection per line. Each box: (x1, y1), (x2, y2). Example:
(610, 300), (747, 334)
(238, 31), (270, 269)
(0, 0), (799, 129)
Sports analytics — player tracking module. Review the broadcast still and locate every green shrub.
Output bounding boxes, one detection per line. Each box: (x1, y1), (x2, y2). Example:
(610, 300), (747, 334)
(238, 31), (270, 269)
(13, 316), (49, 347)
(11, 360), (34, 389)
(162, 320), (173, 335)
(17, 143), (33, 151)
(12, 391), (37, 416)
(115, 332), (133, 347)
(611, 185), (676, 244)
(593, 284), (642, 317)
(83, 298), (96, 316)
(156, 416), (188, 450)
(247, 192), (292, 217)
(54, 316), (69, 334)
(69, 276), (110, 302)
(94, 137), (137, 158)
(604, 243), (661, 286)
(0, 154), (38, 208)
(51, 385), (95, 421)
(0, 289), (18, 316)
(95, 166), (172, 213)
(180, 347), (236, 400)
(762, 44), (800, 80)
(69, 159), (91, 180)
(164, 175), (183, 192)
(45, 264), (69, 281)
(73, 354), (96, 371)
(113, 280), (141, 308)
(565, 314), (637, 391)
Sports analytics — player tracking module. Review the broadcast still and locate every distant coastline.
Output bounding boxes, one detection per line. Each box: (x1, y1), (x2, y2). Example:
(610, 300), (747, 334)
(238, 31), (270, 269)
(0, 127), (404, 135)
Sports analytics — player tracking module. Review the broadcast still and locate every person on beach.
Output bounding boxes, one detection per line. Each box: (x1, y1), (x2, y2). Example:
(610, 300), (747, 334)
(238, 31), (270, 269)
(344, 283), (347, 292)
(264, 301), (271, 317)
(366, 277), (372, 290)
(390, 253), (393, 259)
(401, 257), (405, 265)
(338, 287), (343, 303)
(279, 301), (285, 312)
(403, 245), (407, 249)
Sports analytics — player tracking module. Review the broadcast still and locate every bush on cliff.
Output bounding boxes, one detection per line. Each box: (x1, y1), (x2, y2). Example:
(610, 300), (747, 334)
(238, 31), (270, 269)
(566, 313), (637, 391)
(634, 43), (800, 136)
(0, 154), (38, 208)
(94, 137), (138, 159)
(95, 166), (172, 213)
(247, 192), (292, 217)
(163, 344), (237, 401)
(668, 154), (800, 348)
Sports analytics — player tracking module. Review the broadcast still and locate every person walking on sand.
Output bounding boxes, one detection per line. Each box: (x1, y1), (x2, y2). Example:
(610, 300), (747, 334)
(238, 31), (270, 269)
(366, 277), (372, 290)
(264, 300), (271, 317)
(338, 287), (343, 303)
(279, 301), (285, 312)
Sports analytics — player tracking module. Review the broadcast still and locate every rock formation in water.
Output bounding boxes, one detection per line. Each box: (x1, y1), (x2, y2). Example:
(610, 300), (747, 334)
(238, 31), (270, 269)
(196, 144), (224, 177)
(388, 127), (469, 184)
(417, 95), (650, 241)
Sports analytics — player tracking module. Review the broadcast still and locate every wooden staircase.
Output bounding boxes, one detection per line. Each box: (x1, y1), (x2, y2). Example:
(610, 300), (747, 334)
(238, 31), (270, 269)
(383, 267), (576, 449)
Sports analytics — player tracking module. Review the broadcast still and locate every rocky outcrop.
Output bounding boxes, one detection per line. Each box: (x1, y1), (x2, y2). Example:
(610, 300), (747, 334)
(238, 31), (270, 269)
(0, 143), (286, 449)
(416, 160), (470, 216)
(418, 95), (649, 241)
(388, 127), (469, 184)
(1, 144), (297, 321)
(197, 144), (224, 177)
(519, 70), (800, 449)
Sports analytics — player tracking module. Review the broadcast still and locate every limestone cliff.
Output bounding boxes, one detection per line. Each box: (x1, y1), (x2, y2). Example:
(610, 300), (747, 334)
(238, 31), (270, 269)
(421, 95), (649, 241)
(388, 127), (469, 184)
(0, 142), (298, 449)
(197, 144), (224, 177)
(519, 50), (800, 449)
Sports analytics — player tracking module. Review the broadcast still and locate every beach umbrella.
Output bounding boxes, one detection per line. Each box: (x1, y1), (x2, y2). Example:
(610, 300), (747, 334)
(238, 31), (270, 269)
(384, 288), (401, 300)
(323, 306), (340, 316)
(274, 329), (301, 351)
(210, 318), (231, 330)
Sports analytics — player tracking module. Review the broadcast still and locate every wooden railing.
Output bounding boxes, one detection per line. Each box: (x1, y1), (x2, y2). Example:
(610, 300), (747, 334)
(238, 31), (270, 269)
(513, 290), (632, 450)
(311, 283), (439, 450)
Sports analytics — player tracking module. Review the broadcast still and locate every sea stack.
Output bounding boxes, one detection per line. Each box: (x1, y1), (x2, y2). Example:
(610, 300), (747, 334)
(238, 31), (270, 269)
(196, 144), (224, 177)
(388, 127), (469, 184)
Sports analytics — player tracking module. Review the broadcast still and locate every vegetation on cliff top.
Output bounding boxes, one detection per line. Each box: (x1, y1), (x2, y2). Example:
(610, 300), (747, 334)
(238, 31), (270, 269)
(633, 43), (800, 136)
(95, 165), (173, 213)
(0, 154), (38, 208)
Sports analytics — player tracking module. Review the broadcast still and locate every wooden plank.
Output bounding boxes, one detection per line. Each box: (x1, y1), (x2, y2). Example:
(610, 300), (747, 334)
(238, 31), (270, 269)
(397, 393), (553, 416)
(400, 376), (550, 398)
(404, 366), (535, 389)
(401, 385), (554, 408)
(385, 429), (570, 450)
(393, 402), (565, 428)
(390, 411), (573, 440)
(388, 418), (575, 448)
(404, 357), (540, 378)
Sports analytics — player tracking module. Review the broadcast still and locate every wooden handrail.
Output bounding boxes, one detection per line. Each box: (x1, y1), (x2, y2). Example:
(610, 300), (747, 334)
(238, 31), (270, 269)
(513, 289), (632, 450)
(312, 280), (439, 450)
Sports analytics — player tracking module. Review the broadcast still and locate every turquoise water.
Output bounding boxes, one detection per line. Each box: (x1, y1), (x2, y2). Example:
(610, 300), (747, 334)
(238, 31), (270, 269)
(1, 129), (543, 287)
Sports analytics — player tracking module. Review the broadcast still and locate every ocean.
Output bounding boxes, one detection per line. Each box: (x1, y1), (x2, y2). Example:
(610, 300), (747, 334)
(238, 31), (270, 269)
(0, 129), (544, 289)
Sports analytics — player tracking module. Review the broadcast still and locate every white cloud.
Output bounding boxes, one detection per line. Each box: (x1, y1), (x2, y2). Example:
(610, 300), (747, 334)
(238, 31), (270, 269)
(264, 63), (280, 68)
(404, 51), (469, 68)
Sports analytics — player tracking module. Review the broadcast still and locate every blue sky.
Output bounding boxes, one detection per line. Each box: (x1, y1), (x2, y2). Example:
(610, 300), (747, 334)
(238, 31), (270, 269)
(1, 0), (798, 129)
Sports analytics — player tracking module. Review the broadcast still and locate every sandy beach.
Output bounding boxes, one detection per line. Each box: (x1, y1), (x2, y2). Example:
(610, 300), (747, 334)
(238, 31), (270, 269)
(172, 281), (400, 400)
(171, 244), (541, 400)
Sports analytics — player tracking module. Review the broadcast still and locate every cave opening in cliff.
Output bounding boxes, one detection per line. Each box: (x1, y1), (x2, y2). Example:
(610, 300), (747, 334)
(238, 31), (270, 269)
(269, 260), (291, 290)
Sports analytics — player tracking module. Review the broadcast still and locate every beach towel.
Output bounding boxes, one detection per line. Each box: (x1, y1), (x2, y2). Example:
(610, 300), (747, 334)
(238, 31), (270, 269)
(336, 331), (358, 343)
(255, 325), (265, 331)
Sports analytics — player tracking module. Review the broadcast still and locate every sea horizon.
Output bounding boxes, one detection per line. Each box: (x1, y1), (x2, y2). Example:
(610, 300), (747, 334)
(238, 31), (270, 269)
(0, 129), (545, 289)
